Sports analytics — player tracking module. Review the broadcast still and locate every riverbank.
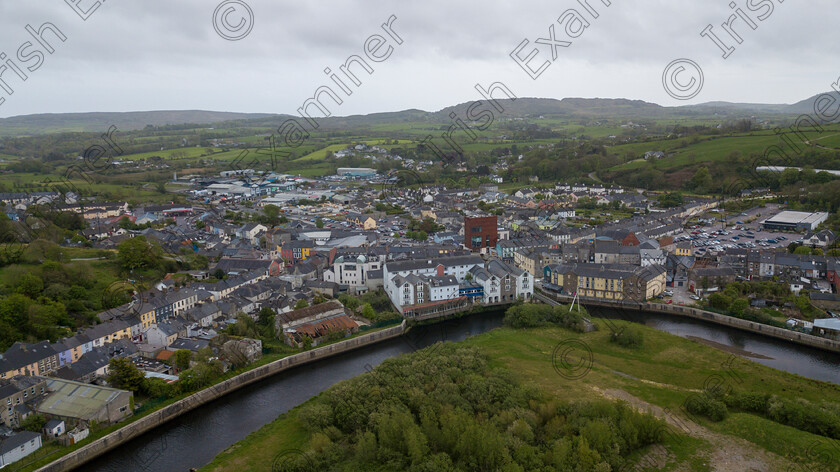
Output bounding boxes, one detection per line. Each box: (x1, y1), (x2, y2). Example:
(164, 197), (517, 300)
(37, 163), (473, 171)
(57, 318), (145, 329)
(538, 290), (840, 353)
(201, 320), (840, 472)
(32, 322), (408, 472)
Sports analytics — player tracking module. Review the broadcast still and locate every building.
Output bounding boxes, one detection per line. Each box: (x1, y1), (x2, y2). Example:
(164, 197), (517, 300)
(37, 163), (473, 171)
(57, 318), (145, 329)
(813, 318), (840, 341)
(0, 376), (48, 427)
(689, 266), (737, 292)
(280, 240), (314, 262)
(274, 300), (358, 347)
(43, 418), (65, 438)
(760, 211), (829, 231)
(464, 216), (498, 254)
(345, 212), (377, 230)
(385, 256), (531, 314)
(543, 263), (666, 301)
(323, 255), (382, 293)
(37, 378), (134, 424)
(468, 259), (532, 304)
(0, 431), (42, 468)
(389, 274), (459, 311)
(0, 341), (59, 380)
(802, 229), (836, 248)
(337, 167), (377, 178)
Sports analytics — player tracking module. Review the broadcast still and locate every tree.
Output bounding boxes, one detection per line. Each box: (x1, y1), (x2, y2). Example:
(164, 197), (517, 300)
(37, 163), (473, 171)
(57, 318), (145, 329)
(258, 306), (276, 338)
(656, 192), (684, 208)
(793, 246), (812, 255)
(173, 349), (192, 370)
(263, 204), (281, 226)
(689, 167), (712, 192)
(212, 268), (227, 280)
(361, 303), (376, 320)
(117, 236), (161, 270)
(15, 273), (44, 298)
(20, 413), (47, 432)
(729, 298), (749, 316)
(295, 299), (309, 310)
(316, 217), (324, 229)
(107, 358), (145, 393)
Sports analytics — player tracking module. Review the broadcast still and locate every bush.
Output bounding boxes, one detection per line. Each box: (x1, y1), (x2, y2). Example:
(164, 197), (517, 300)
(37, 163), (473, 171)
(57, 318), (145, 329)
(684, 394), (728, 422)
(503, 304), (588, 332)
(609, 326), (643, 348)
(724, 392), (770, 413)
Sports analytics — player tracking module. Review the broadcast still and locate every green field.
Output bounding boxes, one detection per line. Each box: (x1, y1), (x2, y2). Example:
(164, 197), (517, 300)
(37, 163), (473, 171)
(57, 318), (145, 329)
(202, 319), (839, 472)
(294, 144), (349, 162)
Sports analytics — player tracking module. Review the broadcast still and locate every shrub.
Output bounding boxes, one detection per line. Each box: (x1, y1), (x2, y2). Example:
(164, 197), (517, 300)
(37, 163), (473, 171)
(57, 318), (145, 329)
(609, 326), (643, 348)
(684, 394), (728, 422)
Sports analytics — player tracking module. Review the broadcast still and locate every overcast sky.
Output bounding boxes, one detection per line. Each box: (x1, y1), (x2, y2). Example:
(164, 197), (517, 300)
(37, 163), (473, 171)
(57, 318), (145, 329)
(0, 0), (836, 118)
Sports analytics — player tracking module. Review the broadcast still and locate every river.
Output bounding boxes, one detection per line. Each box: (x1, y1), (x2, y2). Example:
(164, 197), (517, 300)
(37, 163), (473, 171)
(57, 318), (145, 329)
(82, 308), (839, 472)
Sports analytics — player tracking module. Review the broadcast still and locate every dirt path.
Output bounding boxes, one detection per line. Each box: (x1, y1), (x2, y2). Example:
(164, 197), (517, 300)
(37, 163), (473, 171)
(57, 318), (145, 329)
(594, 387), (798, 472)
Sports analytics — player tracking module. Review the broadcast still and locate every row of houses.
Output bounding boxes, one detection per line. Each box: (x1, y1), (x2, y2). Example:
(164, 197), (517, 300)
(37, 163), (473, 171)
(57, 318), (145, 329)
(384, 255), (533, 317)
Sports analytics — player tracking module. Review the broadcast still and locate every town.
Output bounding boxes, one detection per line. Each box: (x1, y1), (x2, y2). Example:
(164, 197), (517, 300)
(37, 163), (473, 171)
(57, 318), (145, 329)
(1, 155), (839, 468)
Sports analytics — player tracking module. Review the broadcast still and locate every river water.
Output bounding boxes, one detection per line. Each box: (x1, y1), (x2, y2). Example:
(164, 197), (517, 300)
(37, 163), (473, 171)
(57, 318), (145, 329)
(82, 308), (839, 472)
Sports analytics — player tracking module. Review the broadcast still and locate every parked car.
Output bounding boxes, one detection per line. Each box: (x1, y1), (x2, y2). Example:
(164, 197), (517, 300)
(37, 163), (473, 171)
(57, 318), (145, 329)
(665, 299), (673, 304)
(689, 294), (700, 300)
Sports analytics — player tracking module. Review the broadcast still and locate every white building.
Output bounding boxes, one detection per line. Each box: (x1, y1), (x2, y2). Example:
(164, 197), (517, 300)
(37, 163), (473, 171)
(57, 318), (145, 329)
(384, 255), (484, 313)
(0, 432), (42, 468)
(323, 255), (382, 293)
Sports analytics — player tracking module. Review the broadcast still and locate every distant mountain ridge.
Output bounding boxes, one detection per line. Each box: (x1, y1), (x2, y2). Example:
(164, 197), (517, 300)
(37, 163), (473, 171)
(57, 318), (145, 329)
(689, 92), (835, 115)
(1, 92), (835, 136)
(0, 110), (275, 137)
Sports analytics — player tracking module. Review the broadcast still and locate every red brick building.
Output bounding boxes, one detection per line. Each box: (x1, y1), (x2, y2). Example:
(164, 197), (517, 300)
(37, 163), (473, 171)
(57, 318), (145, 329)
(464, 216), (498, 253)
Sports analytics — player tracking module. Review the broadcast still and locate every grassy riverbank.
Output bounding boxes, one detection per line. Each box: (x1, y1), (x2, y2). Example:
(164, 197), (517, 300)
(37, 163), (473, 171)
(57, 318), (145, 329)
(202, 318), (840, 471)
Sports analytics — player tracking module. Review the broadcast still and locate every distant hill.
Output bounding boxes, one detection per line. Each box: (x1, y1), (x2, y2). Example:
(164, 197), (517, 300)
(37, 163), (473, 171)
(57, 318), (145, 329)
(436, 97), (666, 119)
(3, 92), (836, 137)
(0, 110), (276, 136)
(688, 93), (838, 116)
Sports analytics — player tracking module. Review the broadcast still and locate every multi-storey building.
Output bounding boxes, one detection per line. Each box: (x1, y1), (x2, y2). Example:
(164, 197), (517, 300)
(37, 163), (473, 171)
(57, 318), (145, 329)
(464, 216), (498, 254)
(323, 255), (382, 293)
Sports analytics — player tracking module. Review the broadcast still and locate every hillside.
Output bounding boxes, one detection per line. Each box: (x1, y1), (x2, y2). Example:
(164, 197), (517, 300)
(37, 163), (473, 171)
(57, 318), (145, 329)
(689, 92), (839, 116)
(0, 110), (276, 137)
(437, 97), (667, 119)
(2, 91), (837, 138)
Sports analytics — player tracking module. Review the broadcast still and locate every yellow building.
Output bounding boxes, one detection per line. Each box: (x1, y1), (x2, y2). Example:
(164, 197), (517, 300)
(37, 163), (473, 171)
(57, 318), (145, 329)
(543, 263), (666, 301)
(675, 242), (693, 257)
(140, 307), (157, 330)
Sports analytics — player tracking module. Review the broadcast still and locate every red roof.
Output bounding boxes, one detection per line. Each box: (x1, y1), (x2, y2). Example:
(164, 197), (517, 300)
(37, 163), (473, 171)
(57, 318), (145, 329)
(156, 350), (175, 361)
(292, 314), (357, 338)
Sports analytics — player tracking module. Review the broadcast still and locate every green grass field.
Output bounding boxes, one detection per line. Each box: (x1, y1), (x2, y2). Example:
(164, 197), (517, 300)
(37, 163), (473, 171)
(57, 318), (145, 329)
(201, 319), (839, 472)
(294, 144), (349, 162)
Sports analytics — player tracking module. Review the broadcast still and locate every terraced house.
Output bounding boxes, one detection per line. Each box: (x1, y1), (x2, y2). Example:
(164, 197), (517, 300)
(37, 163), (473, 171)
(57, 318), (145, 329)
(0, 376), (47, 427)
(543, 263), (666, 300)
